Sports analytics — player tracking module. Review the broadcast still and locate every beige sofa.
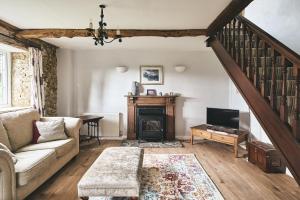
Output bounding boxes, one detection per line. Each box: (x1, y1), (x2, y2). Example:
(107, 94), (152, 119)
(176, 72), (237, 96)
(0, 108), (82, 200)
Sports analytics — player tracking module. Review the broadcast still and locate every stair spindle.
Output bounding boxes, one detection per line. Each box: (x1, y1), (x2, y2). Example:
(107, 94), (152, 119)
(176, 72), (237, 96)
(237, 19), (242, 66)
(217, 30), (220, 41)
(223, 27), (226, 46)
(228, 21), (232, 54)
(248, 31), (253, 80)
(292, 67), (300, 140)
(221, 30), (223, 42)
(280, 56), (288, 123)
(261, 42), (268, 98)
(254, 35), (260, 89)
(224, 24), (228, 50)
(232, 18), (237, 61)
(270, 48), (277, 111)
(220, 27), (224, 44)
(242, 24), (247, 74)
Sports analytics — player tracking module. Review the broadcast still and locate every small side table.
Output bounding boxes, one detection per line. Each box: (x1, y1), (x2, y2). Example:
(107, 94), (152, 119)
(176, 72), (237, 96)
(77, 115), (103, 145)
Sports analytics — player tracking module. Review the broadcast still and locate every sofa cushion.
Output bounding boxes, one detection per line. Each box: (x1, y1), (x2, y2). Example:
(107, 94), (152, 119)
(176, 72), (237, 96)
(0, 121), (12, 151)
(17, 138), (75, 158)
(14, 149), (56, 186)
(33, 119), (67, 144)
(0, 109), (40, 151)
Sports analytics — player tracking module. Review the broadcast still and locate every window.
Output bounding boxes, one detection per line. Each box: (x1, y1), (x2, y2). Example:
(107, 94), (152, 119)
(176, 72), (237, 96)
(0, 51), (11, 106)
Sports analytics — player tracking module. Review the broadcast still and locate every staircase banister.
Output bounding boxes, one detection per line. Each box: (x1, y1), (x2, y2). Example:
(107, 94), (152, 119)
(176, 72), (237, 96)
(209, 37), (300, 185)
(236, 16), (300, 67)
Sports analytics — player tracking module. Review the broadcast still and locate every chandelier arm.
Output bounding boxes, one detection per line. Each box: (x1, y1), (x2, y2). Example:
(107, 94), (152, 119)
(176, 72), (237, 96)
(86, 28), (97, 38)
(103, 38), (117, 43)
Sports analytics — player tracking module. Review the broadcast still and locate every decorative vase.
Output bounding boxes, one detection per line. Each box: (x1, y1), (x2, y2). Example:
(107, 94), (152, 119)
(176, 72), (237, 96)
(131, 81), (140, 96)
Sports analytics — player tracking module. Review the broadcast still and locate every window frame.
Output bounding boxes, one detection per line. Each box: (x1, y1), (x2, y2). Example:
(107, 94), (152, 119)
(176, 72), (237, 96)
(0, 51), (11, 107)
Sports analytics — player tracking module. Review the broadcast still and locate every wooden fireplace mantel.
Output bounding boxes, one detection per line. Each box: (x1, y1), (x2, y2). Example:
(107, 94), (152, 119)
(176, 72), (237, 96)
(126, 95), (177, 140)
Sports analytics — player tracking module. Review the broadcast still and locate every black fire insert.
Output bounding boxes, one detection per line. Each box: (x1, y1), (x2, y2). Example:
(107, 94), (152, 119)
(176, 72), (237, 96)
(136, 106), (166, 142)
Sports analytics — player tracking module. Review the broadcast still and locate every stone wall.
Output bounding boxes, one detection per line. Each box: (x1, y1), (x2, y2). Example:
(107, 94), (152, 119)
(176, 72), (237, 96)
(42, 45), (57, 116)
(11, 52), (31, 107)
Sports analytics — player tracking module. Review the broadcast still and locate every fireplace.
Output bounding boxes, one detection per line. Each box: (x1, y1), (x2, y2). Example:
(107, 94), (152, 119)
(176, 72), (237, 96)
(137, 106), (166, 142)
(126, 95), (177, 140)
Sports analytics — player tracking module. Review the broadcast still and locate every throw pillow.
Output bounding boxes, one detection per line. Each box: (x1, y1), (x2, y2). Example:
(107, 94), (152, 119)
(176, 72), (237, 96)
(0, 143), (17, 164)
(32, 119), (67, 144)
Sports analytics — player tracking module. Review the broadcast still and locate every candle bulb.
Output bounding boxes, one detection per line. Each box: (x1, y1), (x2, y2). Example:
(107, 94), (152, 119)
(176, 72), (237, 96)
(95, 29), (99, 38)
(89, 19), (93, 29)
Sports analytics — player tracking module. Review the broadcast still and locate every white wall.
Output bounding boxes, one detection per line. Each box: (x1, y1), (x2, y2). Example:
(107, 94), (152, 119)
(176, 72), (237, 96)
(57, 49), (74, 116)
(245, 0), (300, 54)
(57, 49), (230, 138)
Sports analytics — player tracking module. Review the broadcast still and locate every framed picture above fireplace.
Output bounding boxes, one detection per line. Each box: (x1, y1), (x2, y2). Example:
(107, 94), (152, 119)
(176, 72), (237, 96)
(140, 65), (163, 85)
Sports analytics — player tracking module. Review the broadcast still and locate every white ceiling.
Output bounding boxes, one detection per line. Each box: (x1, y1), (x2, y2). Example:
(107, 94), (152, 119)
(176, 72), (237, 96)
(0, 0), (231, 50)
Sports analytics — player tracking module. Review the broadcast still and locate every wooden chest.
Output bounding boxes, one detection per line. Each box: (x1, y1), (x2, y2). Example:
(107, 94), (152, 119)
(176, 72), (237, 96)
(248, 141), (286, 173)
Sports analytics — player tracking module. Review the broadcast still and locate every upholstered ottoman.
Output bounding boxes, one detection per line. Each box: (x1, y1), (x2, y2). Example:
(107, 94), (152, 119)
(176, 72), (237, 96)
(78, 147), (144, 200)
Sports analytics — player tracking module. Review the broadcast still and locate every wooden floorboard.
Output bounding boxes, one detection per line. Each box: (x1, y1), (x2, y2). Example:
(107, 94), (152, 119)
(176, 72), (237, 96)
(26, 140), (300, 200)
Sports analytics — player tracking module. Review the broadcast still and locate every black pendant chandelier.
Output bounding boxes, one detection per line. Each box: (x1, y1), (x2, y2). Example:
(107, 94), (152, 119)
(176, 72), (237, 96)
(87, 4), (122, 46)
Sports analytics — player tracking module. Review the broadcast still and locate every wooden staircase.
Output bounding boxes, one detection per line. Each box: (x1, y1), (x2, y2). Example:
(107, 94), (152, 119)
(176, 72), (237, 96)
(207, 15), (300, 185)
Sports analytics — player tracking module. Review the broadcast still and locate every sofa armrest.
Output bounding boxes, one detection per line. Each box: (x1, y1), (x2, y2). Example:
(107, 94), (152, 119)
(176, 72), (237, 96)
(0, 149), (16, 200)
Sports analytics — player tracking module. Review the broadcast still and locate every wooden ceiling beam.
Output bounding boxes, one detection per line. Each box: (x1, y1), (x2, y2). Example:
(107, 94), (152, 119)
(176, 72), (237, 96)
(0, 19), (57, 49)
(206, 0), (254, 36)
(0, 34), (28, 51)
(0, 19), (28, 50)
(16, 29), (207, 39)
(0, 19), (20, 36)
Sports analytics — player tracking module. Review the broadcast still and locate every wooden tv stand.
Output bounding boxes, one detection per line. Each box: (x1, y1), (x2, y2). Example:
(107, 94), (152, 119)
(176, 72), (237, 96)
(190, 124), (248, 158)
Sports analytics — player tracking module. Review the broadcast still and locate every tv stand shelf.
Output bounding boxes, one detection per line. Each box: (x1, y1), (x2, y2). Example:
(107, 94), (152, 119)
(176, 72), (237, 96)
(190, 124), (249, 158)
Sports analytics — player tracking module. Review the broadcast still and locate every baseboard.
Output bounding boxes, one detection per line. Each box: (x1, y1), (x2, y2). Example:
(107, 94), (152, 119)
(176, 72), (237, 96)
(100, 135), (126, 140)
(175, 135), (190, 140)
(100, 135), (198, 141)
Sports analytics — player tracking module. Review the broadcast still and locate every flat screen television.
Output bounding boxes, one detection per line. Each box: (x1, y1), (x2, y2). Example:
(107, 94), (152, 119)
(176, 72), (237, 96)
(207, 107), (239, 129)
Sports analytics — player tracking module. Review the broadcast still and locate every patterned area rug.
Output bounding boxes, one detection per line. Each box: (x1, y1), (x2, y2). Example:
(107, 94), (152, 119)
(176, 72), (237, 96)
(91, 154), (224, 200)
(121, 140), (183, 148)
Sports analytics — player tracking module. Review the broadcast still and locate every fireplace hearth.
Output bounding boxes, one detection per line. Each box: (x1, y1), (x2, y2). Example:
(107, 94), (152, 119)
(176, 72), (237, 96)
(137, 107), (165, 142)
